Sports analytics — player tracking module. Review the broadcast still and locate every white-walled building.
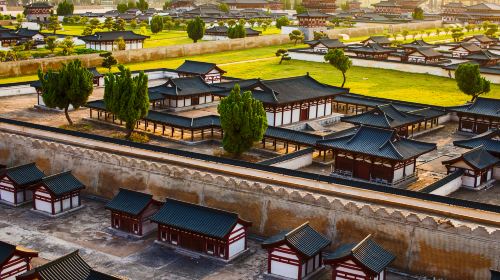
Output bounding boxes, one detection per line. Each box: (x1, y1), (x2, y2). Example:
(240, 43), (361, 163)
(0, 163), (45, 206)
(80, 31), (149, 51)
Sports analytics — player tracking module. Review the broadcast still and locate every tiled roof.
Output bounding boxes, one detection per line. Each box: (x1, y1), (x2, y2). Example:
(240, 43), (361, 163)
(150, 199), (244, 239)
(17, 250), (120, 280)
(212, 75), (348, 105)
(296, 11), (330, 17)
(464, 34), (497, 43)
(41, 171), (85, 196)
(324, 235), (395, 274)
(443, 146), (500, 170)
(448, 98), (500, 118)
(0, 241), (16, 266)
(2, 163), (45, 186)
(105, 188), (154, 216)
(467, 3), (500, 11)
(16, 28), (44, 38)
(362, 36), (392, 45)
(400, 40), (436, 49)
(465, 49), (500, 61)
(443, 2), (465, 7)
(149, 76), (215, 97)
(79, 31), (149, 42)
(341, 104), (423, 128)
(24, 2), (53, 8)
(262, 222), (331, 257)
(410, 46), (442, 58)
(348, 43), (395, 54)
(450, 42), (482, 53)
(176, 60), (226, 75)
(373, 1), (400, 7)
(454, 129), (500, 155)
(317, 126), (436, 160)
(312, 38), (345, 49)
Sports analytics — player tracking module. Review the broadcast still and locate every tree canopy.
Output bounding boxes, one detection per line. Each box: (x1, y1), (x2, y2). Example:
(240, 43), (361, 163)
(187, 16), (205, 43)
(150, 15), (164, 34)
(47, 15), (61, 34)
(100, 52), (118, 72)
(276, 16), (290, 29)
(219, 3), (229, 12)
(37, 59), (93, 125)
(324, 48), (352, 88)
(217, 84), (267, 157)
(412, 7), (424, 20)
(104, 65), (149, 138)
(228, 24), (246, 38)
(289, 29), (304, 45)
(56, 0), (74, 15)
(275, 49), (290, 64)
(455, 63), (491, 102)
(117, 2), (128, 13)
(137, 0), (149, 12)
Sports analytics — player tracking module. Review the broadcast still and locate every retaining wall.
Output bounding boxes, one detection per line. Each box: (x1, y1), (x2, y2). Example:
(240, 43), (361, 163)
(0, 122), (498, 279)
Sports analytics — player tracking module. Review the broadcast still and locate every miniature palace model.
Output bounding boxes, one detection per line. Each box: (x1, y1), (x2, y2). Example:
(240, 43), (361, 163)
(449, 97), (500, 134)
(105, 188), (161, 236)
(0, 241), (38, 280)
(261, 222), (331, 280)
(79, 31), (149, 51)
(175, 60), (226, 84)
(0, 163), (45, 206)
(32, 171), (85, 216)
(324, 234), (395, 280)
(151, 199), (252, 260)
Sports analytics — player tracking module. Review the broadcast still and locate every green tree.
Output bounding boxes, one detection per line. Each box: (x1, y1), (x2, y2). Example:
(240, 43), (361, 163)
(227, 19), (236, 27)
(295, 4), (307, 13)
(104, 65), (149, 138)
(289, 29), (304, 45)
(150, 15), (164, 34)
(412, 7), (424, 20)
(45, 36), (58, 53)
(117, 2), (128, 13)
(455, 63), (491, 102)
(340, 2), (349, 10)
(127, 0), (136, 9)
(451, 27), (464, 42)
(217, 84), (267, 157)
(114, 37), (126, 50)
(218, 20), (225, 27)
(79, 16), (88, 25)
(130, 19), (138, 29)
(313, 31), (327, 40)
(248, 18), (256, 27)
(187, 16), (205, 43)
(276, 16), (290, 29)
(100, 52), (118, 72)
(485, 23), (498, 36)
(60, 36), (75, 55)
(228, 24), (246, 38)
(137, 0), (149, 11)
(23, 40), (34, 50)
(47, 15), (61, 34)
(104, 17), (114, 30)
(219, 2), (229, 12)
(164, 19), (174, 30)
(275, 48), (290, 64)
(37, 59), (93, 125)
(113, 18), (126, 31)
(402, 29), (409, 40)
(56, 0), (74, 15)
(324, 49), (352, 88)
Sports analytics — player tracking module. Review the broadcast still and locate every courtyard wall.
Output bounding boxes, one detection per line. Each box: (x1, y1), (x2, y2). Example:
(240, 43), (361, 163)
(0, 120), (498, 280)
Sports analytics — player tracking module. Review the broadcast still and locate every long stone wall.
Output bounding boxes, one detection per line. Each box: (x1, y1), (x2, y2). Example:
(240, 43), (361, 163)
(0, 123), (498, 279)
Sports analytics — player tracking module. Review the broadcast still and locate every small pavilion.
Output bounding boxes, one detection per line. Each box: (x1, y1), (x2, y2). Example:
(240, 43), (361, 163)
(448, 97), (500, 134)
(0, 163), (45, 206)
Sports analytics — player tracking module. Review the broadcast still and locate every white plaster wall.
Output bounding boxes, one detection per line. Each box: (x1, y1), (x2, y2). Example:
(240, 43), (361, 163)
(494, 166), (500, 180)
(229, 237), (245, 258)
(405, 163), (414, 177)
(0, 189), (14, 203)
(0, 85), (36, 96)
(275, 112), (283, 126)
(394, 167), (404, 181)
(430, 176), (462, 196)
(266, 112), (275, 126)
(292, 109), (300, 123)
(35, 199), (51, 213)
(462, 175), (476, 188)
(283, 110), (291, 125)
(309, 105), (317, 119)
(271, 260), (298, 279)
(271, 152), (313, 170)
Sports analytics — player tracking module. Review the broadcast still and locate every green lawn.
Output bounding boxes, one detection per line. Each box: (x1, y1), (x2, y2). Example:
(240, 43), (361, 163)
(2, 42), (499, 106)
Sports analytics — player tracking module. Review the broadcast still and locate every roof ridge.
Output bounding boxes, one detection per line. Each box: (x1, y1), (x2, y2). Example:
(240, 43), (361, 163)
(285, 221), (309, 238)
(352, 234), (371, 252)
(32, 250), (83, 272)
(4, 162), (37, 172)
(42, 170), (73, 181)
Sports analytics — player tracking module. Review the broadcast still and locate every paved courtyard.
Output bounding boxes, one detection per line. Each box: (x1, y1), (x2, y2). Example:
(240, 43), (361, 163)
(0, 198), (418, 280)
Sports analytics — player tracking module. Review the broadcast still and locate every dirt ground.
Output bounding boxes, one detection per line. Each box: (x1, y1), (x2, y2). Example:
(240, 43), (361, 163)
(0, 198), (422, 280)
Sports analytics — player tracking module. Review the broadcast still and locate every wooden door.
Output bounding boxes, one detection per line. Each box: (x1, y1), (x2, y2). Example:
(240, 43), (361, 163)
(300, 108), (309, 121)
(191, 96), (200, 105)
(354, 161), (371, 180)
(476, 122), (490, 134)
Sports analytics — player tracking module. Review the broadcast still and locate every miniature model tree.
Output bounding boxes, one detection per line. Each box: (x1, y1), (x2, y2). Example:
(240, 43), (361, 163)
(289, 29), (304, 45)
(114, 37), (126, 50)
(276, 16), (290, 29)
(57, 0), (74, 15)
(117, 2), (128, 13)
(485, 23), (498, 37)
(150, 15), (164, 34)
(187, 16), (205, 43)
(113, 18), (126, 31)
(60, 36), (75, 55)
(455, 63), (491, 102)
(163, 0), (172, 10)
(104, 65), (149, 139)
(412, 7), (424, 20)
(47, 15), (62, 34)
(37, 60), (93, 125)
(313, 31), (327, 40)
(275, 49), (290, 64)
(100, 52), (118, 72)
(217, 84), (267, 157)
(137, 0), (149, 12)
(228, 24), (246, 38)
(219, 3), (229, 12)
(324, 49), (352, 88)
(104, 17), (114, 30)
(45, 36), (57, 53)
(451, 28), (464, 42)
(296, 4), (307, 13)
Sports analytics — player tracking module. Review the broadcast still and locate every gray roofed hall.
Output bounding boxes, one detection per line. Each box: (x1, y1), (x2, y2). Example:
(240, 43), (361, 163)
(464, 49), (500, 61)
(149, 76), (215, 97)
(24, 2), (53, 8)
(400, 40), (436, 49)
(150, 199), (248, 239)
(2, 163), (45, 186)
(348, 43), (395, 54)
(454, 129), (500, 156)
(448, 98), (500, 118)
(443, 146), (500, 170)
(362, 36), (392, 45)
(324, 234), (395, 274)
(16, 250), (121, 280)
(463, 34), (497, 43)
(450, 42), (482, 53)
(296, 11), (331, 17)
(41, 171), (85, 196)
(176, 60), (226, 75)
(261, 222), (331, 258)
(311, 38), (346, 49)
(316, 126), (436, 160)
(408, 47), (443, 58)
(105, 188), (154, 216)
(467, 3), (500, 11)
(341, 104), (423, 128)
(79, 31), (149, 42)
(212, 75), (348, 105)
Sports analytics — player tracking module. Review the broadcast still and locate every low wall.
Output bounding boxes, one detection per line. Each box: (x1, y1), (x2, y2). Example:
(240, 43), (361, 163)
(324, 20), (442, 39)
(422, 171), (463, 196)
(259, 148), (314, 170)
(0, 34), (291, 78)
(0, 120), (499, 279)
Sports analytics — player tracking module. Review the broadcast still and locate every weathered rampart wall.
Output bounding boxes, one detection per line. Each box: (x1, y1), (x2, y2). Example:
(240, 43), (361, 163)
(0, 123), (498, 280)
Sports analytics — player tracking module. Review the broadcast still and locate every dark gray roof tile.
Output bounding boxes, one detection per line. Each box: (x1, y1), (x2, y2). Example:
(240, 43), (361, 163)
(41, 171), (85, 196)
(176, 60), (226, 75)
(2, 163), (45, 186)
(449, 98), (500, 118)
(105, 188), (154, 216)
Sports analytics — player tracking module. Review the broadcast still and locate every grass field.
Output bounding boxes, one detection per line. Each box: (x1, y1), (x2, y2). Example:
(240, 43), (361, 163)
(1, 42), (498, 106)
